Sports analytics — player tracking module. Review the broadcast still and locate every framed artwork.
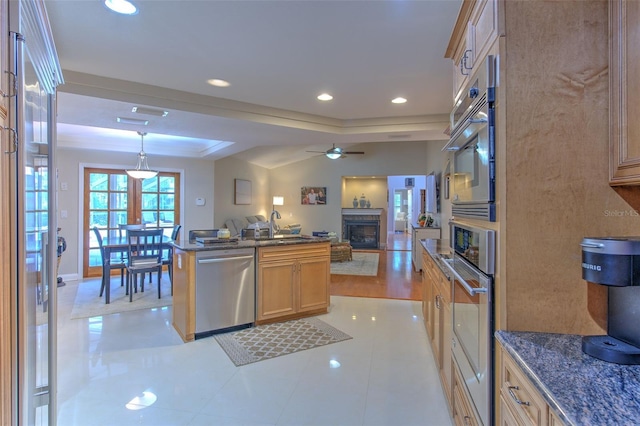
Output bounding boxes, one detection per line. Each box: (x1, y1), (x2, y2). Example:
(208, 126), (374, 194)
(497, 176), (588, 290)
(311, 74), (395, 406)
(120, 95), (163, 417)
(301, 186), (326, 205)
(234, 179), (252, 205)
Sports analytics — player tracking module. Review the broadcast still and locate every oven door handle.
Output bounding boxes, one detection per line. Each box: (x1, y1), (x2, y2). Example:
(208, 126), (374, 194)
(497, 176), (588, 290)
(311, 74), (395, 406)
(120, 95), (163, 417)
(441, 259), (488, 296)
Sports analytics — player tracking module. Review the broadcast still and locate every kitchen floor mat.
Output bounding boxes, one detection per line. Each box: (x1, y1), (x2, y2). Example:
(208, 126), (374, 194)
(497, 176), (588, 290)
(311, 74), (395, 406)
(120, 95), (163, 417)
(214, 317), (352, 366)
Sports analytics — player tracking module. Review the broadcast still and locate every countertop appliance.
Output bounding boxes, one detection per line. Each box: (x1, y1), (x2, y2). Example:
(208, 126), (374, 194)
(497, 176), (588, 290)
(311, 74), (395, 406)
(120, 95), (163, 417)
(442, 220), (495, 426)
(443, 55), (497, 222)
(581, 237), (640, 364)
(194, 248), (255, 339)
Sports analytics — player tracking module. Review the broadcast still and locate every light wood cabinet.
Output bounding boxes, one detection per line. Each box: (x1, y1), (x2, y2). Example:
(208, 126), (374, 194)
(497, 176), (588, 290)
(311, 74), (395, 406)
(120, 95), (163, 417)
(498, 344), (565, 426)
(172, 248), (197, 342)
(610, 0), (640, 185)
(422, 246), (453, 411)
(446, 0), (499, 102)
(257, 242), (330, 324)
(412, 225), (440, 271)
(421, 250), (434, 338)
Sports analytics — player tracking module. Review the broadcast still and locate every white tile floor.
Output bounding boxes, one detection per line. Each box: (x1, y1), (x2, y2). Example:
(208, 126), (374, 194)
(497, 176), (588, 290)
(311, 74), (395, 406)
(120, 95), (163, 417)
(56, 278), (452, 426)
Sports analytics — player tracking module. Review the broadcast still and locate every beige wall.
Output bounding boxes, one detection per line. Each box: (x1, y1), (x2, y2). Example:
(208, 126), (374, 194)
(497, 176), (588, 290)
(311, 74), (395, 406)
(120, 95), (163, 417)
(343, 178), (387, 211)
(213, 156), (271, 228)
(56, 147), (215, 279)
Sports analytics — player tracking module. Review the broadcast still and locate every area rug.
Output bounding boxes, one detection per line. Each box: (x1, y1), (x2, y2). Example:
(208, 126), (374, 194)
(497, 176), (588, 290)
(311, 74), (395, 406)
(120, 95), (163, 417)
(330, 252), (379, 276)
(70, 277), (172, 319)
(214, 317), (352, 367)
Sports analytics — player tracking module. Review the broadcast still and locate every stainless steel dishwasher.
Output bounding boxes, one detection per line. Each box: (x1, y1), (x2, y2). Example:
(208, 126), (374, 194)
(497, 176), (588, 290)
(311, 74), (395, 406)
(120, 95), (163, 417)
(195, 248), (255, 338)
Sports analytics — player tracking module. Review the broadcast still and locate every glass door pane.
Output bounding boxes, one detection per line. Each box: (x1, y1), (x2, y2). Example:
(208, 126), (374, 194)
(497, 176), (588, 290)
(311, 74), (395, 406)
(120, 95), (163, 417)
(84, 169), (128, 277)
(141, 173), (176, 237)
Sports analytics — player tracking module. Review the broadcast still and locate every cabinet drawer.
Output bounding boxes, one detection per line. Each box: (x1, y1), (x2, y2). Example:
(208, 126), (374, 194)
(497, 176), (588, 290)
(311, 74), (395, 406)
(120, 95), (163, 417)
(258, 242), (330, 262)
(452, 361), (481, 426)
(500, 350), (548, 426)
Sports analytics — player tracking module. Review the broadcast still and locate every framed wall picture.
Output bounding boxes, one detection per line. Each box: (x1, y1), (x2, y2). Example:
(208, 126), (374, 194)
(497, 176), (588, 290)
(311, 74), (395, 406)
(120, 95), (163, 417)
(234, 179), (252, 205)
(301, 186), (326, 205)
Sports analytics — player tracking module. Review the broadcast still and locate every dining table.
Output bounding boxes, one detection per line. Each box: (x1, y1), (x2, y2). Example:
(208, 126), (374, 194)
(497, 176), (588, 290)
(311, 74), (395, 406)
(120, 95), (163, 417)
(101, 235), (172, 304)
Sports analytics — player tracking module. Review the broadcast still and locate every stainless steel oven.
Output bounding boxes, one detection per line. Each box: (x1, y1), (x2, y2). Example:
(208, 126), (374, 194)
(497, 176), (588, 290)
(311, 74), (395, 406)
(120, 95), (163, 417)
(442, 220), (495, 426)
(444, 55), (497, 221)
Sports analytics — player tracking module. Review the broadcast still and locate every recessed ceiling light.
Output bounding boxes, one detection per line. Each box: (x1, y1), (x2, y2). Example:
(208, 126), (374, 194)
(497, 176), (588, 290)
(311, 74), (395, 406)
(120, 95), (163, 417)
(392, 97), (407, 104)
(132, 106), (168, 117)
(207, 79), (231, 88)
(117, 117), (149, 125)
(104, 0), (138, 15)
(317, 93), (333, 101)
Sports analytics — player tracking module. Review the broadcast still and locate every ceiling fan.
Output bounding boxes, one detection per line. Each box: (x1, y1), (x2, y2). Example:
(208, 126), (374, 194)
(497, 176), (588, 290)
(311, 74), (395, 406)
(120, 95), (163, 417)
(307, 144), (365, 159)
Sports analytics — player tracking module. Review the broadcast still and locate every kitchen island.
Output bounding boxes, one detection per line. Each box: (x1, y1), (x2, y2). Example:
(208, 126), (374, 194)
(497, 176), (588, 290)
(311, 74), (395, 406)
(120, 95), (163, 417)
(496, 330), (640, 425)
(170, 235), (330, 342)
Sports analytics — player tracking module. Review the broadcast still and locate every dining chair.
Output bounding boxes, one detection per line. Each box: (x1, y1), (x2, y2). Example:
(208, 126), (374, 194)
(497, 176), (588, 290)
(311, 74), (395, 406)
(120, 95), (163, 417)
(118, 223), (146, 238)
(118, 223), (147, 280)
(162, 224), (181, 295)
(125, 229), (164, 302)
(92, 226), (126, 304)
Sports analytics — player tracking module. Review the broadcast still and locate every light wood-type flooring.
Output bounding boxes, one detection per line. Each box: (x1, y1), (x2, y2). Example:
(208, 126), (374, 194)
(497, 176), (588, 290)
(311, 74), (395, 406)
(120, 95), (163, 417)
(330, 232), (422, 301)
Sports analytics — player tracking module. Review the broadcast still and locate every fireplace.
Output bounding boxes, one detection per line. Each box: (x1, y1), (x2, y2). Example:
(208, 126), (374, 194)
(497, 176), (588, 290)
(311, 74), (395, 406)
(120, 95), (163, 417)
(345, 220), (379, 249)
(342, 208), (383, 249)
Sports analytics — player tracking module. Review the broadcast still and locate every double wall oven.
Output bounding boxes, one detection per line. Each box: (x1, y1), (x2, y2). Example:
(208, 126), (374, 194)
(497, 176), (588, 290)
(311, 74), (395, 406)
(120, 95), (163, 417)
(442, 221), (495, 426)
(444, 55), (497, 221)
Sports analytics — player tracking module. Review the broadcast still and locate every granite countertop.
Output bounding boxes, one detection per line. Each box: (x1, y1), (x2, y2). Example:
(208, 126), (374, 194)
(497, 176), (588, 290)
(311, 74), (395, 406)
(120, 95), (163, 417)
(419, 238), (451, 276)
(171, 235), (330, 252)
(420, 238), (451, 257)
(496, 330), (640, 425)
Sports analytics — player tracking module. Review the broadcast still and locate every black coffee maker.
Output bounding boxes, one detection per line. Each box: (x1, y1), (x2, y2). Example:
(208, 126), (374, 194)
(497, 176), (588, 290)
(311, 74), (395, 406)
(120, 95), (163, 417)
(581, 237), (640, 364)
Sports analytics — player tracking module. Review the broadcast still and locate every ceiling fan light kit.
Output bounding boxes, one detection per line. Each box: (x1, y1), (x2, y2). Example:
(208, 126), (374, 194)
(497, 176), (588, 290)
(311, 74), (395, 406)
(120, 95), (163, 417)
(307, 143), (364, 160)
(326, 146), (343, 159)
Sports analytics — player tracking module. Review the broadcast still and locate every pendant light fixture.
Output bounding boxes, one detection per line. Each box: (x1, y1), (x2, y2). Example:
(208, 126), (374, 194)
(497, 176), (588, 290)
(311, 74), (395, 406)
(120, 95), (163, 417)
(126, 131), (158, 179)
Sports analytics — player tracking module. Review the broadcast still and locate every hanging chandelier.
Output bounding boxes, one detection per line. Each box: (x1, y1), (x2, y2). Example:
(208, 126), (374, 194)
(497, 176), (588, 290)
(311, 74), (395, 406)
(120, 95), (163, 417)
(126, 131), (158, 179)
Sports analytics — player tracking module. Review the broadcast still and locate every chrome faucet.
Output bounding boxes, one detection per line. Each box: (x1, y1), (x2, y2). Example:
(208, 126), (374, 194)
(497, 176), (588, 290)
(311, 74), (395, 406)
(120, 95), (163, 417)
(269, 210), (281, 238)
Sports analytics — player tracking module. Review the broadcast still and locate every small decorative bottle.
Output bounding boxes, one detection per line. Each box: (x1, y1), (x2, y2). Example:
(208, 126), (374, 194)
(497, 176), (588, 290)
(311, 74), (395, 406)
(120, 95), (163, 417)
(359, 194), (367, 208)
(366, 199), (371, 208)
(353, 196), (358, 208)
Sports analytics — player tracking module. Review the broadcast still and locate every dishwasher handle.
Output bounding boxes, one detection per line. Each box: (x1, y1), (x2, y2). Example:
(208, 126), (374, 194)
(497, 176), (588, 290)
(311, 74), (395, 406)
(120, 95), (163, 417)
(197, 254), (254, 264)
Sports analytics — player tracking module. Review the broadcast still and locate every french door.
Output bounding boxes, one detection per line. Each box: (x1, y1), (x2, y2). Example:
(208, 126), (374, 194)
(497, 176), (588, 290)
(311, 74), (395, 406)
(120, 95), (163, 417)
(82, 167), (180, 277)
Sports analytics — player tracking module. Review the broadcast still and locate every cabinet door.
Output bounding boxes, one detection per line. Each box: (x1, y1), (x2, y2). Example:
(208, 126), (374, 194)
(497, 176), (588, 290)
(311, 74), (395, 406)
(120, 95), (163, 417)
(257, 260), (296, 321)
(469, 0), (499, 75)
(499, 394), (522, 426)
(432, 292), (442, 369)
(422, 253), (434, 337)
(298, 257), (330, 313)
(440, 299), (453, 409)
(610, 0), (640, 185)
(452, 23), (473, 103)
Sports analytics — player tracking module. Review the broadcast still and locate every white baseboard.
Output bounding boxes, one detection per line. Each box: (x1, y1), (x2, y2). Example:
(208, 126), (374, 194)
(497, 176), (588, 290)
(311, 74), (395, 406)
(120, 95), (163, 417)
(59, 273), (80, 282)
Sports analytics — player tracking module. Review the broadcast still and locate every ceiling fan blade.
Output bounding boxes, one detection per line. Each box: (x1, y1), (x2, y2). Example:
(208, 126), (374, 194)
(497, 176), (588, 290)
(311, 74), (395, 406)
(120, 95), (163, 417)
(305, 150), (326, 153)
(343, 151), (365, 155)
